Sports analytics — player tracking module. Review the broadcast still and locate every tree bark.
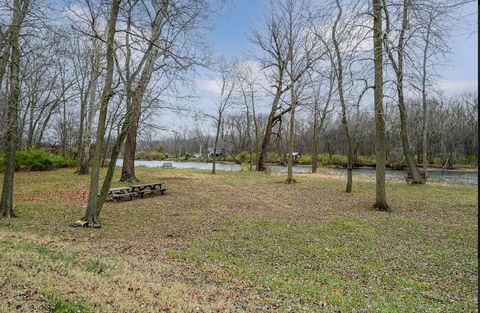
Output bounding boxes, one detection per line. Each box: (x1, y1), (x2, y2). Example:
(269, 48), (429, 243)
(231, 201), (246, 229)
(82, 0), (120, 227)
(251, 89), (259, 165)
(421, 21), (432, 175)
(383, 0), (422, 184)
(96, 107), (132, 217)
(257, 82), (284, 171)
(120, 103), (140, 181)
(77, 35), (101, 175)
(212, 113), (222, 174)
(0, 0), (29, 218)
(120, 0), (169, 182)
(373, 0), (390, 211)
(332, 0), (353, 193)
(286, 91), (296, 183)
(311, 103), (319, 173)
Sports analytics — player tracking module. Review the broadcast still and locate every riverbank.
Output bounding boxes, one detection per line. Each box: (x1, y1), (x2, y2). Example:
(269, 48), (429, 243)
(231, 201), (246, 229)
(122, 159), (478, 185)
(0, 168), (477, 311)
(157, 158), (478, 172)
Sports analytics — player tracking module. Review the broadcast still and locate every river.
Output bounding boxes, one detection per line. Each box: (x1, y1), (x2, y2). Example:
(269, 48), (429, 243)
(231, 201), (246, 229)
(115, 159), (478, 185)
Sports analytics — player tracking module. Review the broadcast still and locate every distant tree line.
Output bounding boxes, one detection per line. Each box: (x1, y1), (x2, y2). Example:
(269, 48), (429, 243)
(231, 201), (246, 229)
(142, 91), (478, 169)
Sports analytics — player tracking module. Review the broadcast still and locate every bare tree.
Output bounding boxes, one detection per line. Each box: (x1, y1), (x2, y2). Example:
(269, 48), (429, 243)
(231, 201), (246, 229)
(120, 0), (172, 182)
(382, 0), (424, 183)
(373, 0), (389, 211)
(120, 0), (210, 182)
(411, 1), (461, 175)
(310, 68), (335, 173)
(205, 60), (237, 174)
(282, 0), (322, 183)
(0, 0), (30, 218)
(238, 62), (260, 170)
(77, 31), (101, 174)
(252, 1), (291, 172)
(330, 0), (354, 191)
(79, 0), (121, 227)
(314, 0), (370, 192)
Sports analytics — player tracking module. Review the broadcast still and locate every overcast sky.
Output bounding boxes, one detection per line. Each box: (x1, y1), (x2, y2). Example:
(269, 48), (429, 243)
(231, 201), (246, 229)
(154, 0), (478, 137)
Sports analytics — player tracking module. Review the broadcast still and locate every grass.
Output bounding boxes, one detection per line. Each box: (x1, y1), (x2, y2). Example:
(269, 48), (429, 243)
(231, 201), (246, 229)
(0, 167), (477, 312)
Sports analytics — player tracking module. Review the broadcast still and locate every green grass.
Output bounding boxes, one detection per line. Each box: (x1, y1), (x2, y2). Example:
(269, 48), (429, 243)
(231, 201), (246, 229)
(0, 167), (477, 311)
(43, 292), (92, 313)
(170, 216), (477, 311)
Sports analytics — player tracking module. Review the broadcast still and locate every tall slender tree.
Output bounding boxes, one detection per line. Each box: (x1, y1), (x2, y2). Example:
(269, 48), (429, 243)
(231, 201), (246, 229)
(311, 68), (334, 173)
(252, 2), (291, 172)
(0, 0), (30, 218)
(330, 0), (354, 192)
(373, 0), (389, 211)
(80, 0), (121, 227)
(383, 0), (423, 184)
(206, 60), (237, 174)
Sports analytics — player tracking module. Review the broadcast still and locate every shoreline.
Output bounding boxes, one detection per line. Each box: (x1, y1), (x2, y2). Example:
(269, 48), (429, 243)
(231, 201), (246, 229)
(139, 158), (478, 172)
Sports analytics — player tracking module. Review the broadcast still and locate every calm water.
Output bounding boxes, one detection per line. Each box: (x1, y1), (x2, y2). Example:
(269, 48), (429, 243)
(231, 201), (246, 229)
(116, 159), (478, 185)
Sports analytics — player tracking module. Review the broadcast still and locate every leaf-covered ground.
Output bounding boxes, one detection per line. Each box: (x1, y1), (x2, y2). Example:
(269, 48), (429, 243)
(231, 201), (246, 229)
(0, 167), (477, 312)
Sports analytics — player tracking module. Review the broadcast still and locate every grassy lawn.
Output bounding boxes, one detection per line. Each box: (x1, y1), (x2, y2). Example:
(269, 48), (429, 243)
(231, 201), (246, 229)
(0, 167), (477, 312)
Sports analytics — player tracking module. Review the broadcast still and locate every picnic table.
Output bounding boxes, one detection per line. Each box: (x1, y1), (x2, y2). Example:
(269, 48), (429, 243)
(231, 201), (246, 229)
(107, 186), (137, 201)
(406, 170), (427, 184)
(129, 182), (166, 198)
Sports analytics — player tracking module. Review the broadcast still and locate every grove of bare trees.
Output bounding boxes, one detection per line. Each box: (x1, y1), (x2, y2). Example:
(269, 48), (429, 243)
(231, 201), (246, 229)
(0, 0), (476, 224)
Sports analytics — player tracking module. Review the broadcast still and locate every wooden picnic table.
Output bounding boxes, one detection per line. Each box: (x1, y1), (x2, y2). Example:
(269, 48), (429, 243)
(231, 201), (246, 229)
(106, 186), (137, 201)
(129, 182), (166, 197)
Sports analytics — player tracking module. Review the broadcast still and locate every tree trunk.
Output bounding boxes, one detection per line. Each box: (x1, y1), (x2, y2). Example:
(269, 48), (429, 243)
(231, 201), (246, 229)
(332, 0), (353, 193)
(421, 22), (432, 175)
(311, 105), (319, 173)
(0, 0), (29, 218)
(251, 90), (259, 167)
(82, 0), (120, 227)
(120, 1), (167, 182)
(246, 103), (253, 171)
(384, 0), (422, 184)
(96, 108), (133, 217)
(120, 104), (140, 181)
(286, 90), (296, 183)
(77, 36), (101, 175)
(77, 90), (86, 159)
(373, 0), (389, 211)
(257, 86), (283, 171)
(212, 113), (222, 174)
(27, 101), (34, 147)
(398, 88), (421, 182)
(256, 111), (274, 171)
(62, 98), (68, 157)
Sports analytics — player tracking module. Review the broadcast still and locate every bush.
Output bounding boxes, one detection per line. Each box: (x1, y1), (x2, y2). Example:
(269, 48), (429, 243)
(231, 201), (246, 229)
(50, 154), (77, 168)
(355, 155), (376, 166)
(266, 152), (283, 163)
(225, 154), (236, 162)
(135, 151), (165, 160)
(464, 155), (477, 164)
(16, 149), (53, 171)
(14, 149), (76, 171)
(235, 151), (249, 163)
(240, 162), (251, 172)
(299, 154), (311, 165)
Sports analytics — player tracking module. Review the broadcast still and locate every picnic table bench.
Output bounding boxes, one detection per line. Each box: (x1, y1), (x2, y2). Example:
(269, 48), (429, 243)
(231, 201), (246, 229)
(106, 187), (137, 201)
(162, 162), (173, 169)
(129, 182), (166, 198)
(406, 170), (426, 184)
